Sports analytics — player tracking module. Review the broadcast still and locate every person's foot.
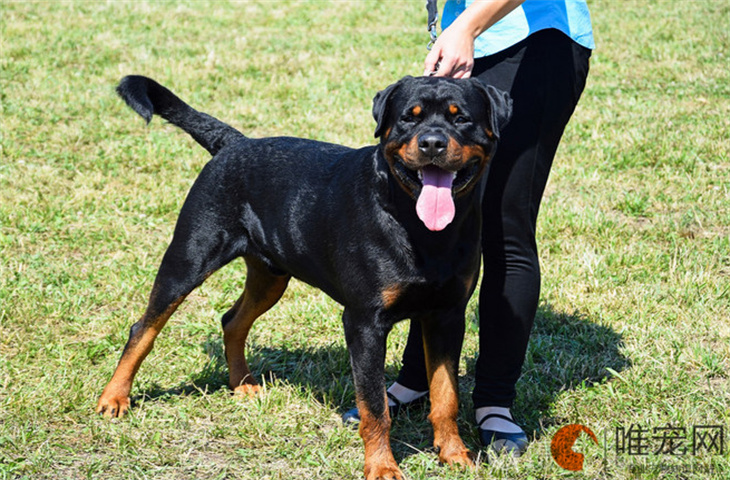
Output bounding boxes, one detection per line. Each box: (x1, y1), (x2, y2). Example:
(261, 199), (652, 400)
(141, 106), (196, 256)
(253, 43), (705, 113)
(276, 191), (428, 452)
(342, 383), (428, 425)
(475, 406), (528, 456)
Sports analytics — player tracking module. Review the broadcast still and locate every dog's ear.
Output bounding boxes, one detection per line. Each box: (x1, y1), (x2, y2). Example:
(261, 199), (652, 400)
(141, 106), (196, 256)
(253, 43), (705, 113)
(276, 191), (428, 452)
(372, 77), (411, 138)
(470, 78), (513, 140)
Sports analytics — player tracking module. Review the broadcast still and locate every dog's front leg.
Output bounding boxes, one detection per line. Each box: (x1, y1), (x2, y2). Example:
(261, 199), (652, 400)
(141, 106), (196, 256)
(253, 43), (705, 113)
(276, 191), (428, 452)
(343, 309), (403, 480)
(419, 311), (474, 468)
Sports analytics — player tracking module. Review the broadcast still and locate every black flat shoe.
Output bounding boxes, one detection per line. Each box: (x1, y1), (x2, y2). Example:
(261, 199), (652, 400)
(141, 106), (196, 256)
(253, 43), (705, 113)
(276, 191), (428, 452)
(477, 413), (529, 456)
(342, 391), (428, 425)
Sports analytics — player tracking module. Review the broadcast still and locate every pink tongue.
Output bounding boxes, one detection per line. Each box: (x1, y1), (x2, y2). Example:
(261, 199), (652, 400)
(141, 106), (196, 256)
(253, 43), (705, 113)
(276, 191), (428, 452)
(416, 165), (456, 231)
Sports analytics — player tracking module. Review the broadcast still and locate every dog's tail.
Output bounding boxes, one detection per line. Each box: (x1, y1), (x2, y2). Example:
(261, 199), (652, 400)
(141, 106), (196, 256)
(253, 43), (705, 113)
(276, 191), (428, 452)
(117, 75), (245, 156)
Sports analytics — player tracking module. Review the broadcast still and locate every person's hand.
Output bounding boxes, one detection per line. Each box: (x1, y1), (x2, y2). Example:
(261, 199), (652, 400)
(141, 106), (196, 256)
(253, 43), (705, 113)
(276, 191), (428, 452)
(423, 24), (475, 78)
(422, 0), (525, 78)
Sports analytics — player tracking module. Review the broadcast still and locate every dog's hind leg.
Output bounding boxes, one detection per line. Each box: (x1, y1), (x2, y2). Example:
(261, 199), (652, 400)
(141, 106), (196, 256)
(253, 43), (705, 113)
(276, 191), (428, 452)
(96, 288), (186, 418)
(221, 256), (290, 396)
(97, 220), (240, 418)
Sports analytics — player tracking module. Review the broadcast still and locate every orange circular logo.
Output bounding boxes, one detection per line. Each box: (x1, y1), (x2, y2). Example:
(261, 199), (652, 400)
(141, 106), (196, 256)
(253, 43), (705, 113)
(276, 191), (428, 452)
(550, 424), (598, 471)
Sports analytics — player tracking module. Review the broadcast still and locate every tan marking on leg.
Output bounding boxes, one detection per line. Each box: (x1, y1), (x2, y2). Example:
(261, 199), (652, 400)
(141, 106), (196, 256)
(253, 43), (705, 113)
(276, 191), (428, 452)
(232, 383), (262, 397)
(224, 257), (289, 394)
(357, 395), (403, 480)
(97, 296), (185, 418)
(381, 284), (402, 310)
(426, 361), (475, 468)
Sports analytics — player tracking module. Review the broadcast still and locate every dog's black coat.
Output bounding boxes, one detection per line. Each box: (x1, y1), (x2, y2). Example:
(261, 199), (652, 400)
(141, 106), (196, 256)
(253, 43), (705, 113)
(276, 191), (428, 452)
(104, 75), (511, 477)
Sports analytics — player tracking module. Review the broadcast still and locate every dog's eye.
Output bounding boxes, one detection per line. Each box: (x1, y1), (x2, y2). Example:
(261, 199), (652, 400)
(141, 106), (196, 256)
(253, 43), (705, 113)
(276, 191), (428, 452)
(401, 114), (419, 124)
(454, 116), (471, 125)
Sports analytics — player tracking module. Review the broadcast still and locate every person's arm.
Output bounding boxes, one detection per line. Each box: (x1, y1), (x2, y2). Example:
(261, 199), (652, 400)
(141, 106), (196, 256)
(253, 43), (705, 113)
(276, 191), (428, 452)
(424, 0), (525, 78)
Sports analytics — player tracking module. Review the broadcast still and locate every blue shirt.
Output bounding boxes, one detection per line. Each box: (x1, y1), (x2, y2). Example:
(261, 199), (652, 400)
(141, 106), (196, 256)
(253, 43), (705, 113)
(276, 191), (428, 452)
(442, 0), (595, 57)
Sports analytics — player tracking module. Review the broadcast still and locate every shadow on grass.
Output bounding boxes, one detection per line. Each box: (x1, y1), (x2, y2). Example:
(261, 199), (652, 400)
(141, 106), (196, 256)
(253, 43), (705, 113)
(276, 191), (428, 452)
(132, 334), (230, 403)
(134, 333), (353, 406)
(133, 302), (628, 461)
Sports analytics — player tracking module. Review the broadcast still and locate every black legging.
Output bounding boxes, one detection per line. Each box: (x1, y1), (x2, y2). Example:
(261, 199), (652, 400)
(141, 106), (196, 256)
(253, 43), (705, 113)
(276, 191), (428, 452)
(396, 29), (591, 409)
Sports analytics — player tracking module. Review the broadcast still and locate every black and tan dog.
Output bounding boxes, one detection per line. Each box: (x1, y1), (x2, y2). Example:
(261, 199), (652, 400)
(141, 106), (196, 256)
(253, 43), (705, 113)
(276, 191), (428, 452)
(97, 75), (511, 479)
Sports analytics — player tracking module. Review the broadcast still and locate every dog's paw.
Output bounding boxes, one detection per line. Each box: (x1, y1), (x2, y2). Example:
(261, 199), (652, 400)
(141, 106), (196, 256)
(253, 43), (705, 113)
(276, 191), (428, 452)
(365, 461), (404, 480)
(96, 391), (131, 418)
(438, 447), (476, 469)
(232, 384), (262, 397)
(434, 435), (476, 469)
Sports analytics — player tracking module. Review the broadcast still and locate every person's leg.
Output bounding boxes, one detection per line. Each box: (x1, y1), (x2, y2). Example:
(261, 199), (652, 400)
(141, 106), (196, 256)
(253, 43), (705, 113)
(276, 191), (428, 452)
(472, 31), (591, 443)
(347, 30), (591, 434)
(394, 317), (430, 392)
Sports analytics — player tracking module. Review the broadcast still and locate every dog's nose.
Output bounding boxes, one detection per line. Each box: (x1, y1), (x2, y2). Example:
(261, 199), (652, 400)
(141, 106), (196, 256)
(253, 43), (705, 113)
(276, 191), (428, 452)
(418, 133), (448, 157)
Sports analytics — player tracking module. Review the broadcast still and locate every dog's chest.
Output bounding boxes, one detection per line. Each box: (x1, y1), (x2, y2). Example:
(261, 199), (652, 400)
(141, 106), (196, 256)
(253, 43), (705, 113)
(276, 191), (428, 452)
(381, 266), (474, 316)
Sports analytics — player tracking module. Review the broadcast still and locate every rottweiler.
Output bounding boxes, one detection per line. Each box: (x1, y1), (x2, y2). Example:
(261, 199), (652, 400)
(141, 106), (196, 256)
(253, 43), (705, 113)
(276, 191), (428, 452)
(97, 75), (511, 480)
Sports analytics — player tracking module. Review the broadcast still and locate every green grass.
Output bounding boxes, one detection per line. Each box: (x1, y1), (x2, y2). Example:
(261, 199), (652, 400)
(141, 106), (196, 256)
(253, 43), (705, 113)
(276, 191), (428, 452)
(1, 0), (728, 479)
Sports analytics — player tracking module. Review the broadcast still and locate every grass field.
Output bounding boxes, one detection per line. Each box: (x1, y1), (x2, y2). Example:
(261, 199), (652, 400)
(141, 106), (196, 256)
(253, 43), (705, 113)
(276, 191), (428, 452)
(1, 1), (728, 479)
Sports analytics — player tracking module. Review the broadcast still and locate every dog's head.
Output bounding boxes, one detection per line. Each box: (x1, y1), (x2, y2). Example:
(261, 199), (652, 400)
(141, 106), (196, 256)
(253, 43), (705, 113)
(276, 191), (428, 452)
(373, 76), (512, 231)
